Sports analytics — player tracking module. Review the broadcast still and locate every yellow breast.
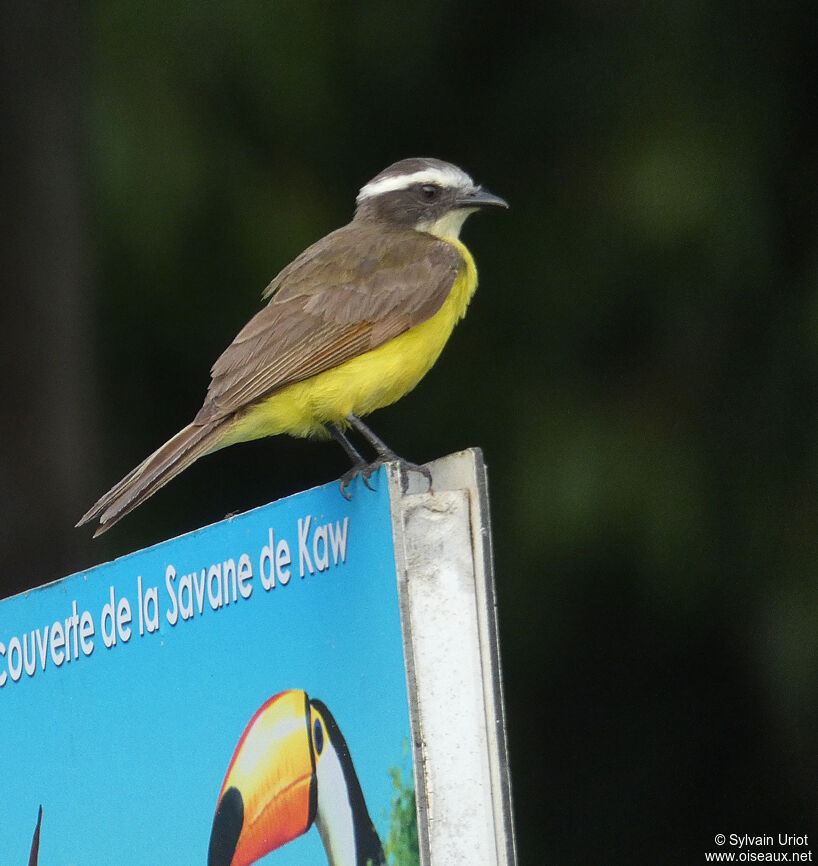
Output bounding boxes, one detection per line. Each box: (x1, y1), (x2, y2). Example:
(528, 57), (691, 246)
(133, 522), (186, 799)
(222, 238), (478, 444)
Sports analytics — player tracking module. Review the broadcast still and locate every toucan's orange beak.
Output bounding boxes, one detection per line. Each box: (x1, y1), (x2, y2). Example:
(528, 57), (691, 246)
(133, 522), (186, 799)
(208, 690), (317, 866)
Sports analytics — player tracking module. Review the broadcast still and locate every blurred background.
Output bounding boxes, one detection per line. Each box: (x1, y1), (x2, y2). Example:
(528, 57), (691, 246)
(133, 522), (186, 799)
(2, 1), (816, 862)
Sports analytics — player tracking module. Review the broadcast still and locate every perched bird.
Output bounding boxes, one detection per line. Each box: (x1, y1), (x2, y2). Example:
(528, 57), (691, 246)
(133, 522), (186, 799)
(78, 158), (507, 536)
(208, 690), (384, 866)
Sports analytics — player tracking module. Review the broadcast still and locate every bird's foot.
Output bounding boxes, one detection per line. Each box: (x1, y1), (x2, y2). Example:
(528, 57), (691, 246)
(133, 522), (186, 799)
(339, 461), (378, 500)
(337, 415), (431, 496)
(396, 459), (433, 494)
(339, 456), (432, 499)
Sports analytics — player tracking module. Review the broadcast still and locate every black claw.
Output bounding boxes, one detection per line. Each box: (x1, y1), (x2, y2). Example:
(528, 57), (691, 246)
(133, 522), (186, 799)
(338, 459), (383, 498)
(338, 456), (431, 499)
(362, 458), (388, 487)
(398, 460), (433, 493)
(339, 475), (354, 500)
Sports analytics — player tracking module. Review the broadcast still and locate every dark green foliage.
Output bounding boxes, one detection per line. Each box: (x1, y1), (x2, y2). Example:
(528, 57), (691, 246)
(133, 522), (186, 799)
(383, 765), (419, 866)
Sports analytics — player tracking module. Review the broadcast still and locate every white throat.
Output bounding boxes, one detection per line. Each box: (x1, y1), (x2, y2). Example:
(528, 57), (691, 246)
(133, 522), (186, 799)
(416, 207), (475, 240)
(315, 742), (357, 866)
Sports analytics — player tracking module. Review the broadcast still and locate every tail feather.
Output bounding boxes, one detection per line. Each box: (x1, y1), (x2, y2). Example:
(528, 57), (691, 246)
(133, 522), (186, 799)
(77, 421), (229, 537)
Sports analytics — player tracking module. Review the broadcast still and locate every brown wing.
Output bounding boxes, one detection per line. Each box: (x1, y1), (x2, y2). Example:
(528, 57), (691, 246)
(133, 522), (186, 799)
(194, 223), (462, 424)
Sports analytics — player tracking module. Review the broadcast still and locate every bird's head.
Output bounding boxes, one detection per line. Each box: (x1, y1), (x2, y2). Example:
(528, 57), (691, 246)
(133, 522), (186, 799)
(353, 157), (507, 240)
(208, 690), (383, 866)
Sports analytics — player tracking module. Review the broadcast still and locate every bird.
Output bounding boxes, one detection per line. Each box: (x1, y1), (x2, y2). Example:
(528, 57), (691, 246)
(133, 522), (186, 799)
(208, 690), (385, 866)
(77, 157), (507, 536)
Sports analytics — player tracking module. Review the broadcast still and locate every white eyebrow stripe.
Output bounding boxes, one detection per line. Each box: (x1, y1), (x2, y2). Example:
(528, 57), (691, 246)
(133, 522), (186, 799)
(357, 166), (473, 202)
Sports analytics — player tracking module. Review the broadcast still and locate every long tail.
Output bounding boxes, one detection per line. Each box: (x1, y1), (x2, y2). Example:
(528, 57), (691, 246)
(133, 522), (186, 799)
(77, 420), (230, 537)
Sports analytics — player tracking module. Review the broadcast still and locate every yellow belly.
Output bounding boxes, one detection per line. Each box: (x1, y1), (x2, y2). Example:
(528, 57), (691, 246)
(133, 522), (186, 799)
(220, 238), (477, 444)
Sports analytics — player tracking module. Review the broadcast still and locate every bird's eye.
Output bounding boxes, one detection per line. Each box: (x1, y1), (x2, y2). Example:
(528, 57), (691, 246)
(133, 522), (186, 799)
(313, 718), (324, 755)
(420, 184), (440, 200)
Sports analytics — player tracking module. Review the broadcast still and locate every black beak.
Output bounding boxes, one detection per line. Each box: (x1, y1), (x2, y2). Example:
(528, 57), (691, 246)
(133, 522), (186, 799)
(457, 186), (509, 210)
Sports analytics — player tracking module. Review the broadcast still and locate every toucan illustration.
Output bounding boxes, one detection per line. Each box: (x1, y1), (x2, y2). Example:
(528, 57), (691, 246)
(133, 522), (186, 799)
(208, 689), (386, 866)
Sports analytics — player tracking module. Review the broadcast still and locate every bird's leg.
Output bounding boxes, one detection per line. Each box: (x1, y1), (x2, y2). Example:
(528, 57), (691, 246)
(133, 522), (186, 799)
(327, 421), (367, 464)
(326, 422), (376, 499)
(346, 415), (432, 492)
(346, 414), (398, 460)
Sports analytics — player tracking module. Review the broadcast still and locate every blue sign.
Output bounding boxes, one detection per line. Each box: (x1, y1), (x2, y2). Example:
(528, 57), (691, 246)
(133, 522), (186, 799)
(0, 470), (414, 865)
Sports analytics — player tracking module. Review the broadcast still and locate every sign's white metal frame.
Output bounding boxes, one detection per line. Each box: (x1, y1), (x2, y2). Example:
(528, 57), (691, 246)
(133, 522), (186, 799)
(391, 449), (517, 866)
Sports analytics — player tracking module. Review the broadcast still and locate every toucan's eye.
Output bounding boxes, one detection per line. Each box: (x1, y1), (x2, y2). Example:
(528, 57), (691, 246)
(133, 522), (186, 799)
(313, 718), (324, 755)
(420, 184), (440, 200)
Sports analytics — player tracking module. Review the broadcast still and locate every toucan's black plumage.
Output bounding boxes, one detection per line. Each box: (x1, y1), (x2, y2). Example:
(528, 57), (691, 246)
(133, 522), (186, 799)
(208, 787), (244, 866)
(311, 699), (385, 866)
(28, 806), (42, 866)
